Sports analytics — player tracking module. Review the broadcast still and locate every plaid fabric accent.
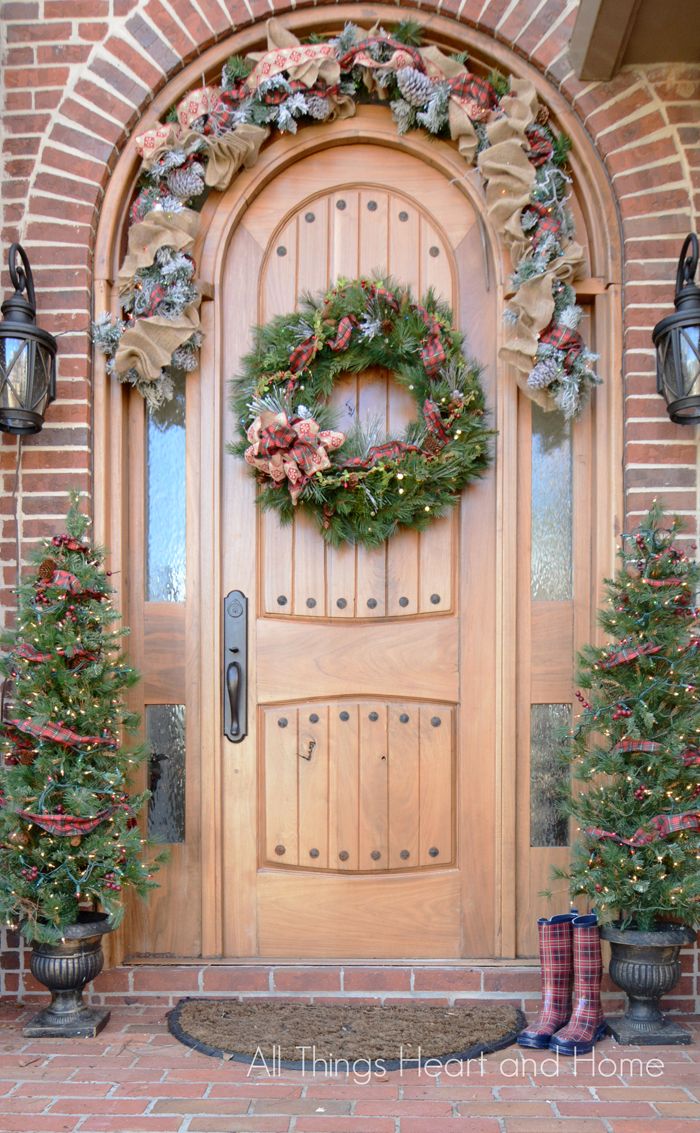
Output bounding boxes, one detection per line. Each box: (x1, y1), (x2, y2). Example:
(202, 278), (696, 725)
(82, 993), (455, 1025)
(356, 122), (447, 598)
(338, 36), (423, 73)
(47, 569), (82, 594)
(587, 811), (700, 848)
(288, 335), (319, 374)
(341, 440), (423, 470)
(524, 201), (562, 249)
(613, 739), (662, 755)
(520, 918), (574, 1041)
(525, 124), (554, 167)
(447, 72), (498, 121)
(539, 320), (584, 365)
(8, 717), (115, 749)
(414, 305), (446, 377)
(641, 577), (687, 587)
(423, 399), (449, 445)
(17, 808), (113, 836)
(682, 748), (700, 766)
(550, 919), (604, 1051)
(328, 315), (358, 353)
(599, 642), (662, 668)
(15, 644), (53, 663)
(370, 285), (400, 312)
(255, 421), (298, 459)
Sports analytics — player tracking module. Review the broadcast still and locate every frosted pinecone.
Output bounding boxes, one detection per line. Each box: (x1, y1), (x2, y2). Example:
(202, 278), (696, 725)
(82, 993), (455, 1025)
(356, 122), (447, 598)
(527, 356), (560, 389)
(167, 163), (205, 200)
(396, 67), (435, 108)
(171, 342), (199, 372)
(305, 95), (332, 120)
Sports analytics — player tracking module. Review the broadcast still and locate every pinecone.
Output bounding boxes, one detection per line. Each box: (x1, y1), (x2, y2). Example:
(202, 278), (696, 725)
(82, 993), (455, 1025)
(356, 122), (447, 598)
(422, 434), (444, 456)
(38, 558), (56, 581)
(396, 67), (435, 108)
(536, 104), (550, 126)
(167, 164), (205, 200)
(305, 95), (332, 120)
(345, 472), (359, 490)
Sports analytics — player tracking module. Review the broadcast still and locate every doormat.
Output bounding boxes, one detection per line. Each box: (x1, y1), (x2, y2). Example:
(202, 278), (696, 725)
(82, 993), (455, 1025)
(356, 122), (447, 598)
(168, 998), (524, 1070)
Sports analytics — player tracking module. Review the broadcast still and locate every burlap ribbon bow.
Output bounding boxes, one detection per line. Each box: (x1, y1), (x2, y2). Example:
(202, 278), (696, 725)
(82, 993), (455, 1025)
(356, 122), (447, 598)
(245, 410), (345, 502)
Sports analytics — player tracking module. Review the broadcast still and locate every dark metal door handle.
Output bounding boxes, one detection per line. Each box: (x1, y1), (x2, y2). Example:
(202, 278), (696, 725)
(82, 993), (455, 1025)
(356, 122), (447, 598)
(223, 590), (247, 742)
(226, 661), (241, 737)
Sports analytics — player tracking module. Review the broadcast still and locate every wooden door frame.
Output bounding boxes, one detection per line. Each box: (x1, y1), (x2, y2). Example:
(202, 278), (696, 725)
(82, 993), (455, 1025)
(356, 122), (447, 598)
(93, 5), (623, 962)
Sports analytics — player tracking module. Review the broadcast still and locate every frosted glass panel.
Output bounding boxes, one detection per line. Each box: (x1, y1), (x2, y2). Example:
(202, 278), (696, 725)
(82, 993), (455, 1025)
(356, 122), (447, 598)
(147, 704), (186, 844)
(531, 404), (572, 601)
(530, 703), (570, 848)
(146, 371), (186, 601)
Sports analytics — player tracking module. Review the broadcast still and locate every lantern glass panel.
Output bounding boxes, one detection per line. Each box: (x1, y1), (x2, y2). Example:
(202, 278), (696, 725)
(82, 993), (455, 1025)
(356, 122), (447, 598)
(31, 343), (54, 414)
(0, 336), (30, 407)
(678, 324), (700, 392)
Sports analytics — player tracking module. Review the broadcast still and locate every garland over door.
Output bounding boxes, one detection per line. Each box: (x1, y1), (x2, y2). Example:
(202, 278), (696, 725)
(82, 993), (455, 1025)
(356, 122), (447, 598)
(217, 142), (497, 957)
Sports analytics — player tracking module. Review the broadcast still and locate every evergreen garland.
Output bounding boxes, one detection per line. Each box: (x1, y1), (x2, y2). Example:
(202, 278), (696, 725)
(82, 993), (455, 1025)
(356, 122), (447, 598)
(230, 277), (493, 547)
(0, 495), (160, 943)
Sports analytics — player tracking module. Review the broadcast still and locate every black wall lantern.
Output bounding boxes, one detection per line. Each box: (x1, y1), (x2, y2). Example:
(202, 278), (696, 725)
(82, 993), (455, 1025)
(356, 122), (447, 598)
(0, 243), (57, 435)
(652, 233), (700, 426)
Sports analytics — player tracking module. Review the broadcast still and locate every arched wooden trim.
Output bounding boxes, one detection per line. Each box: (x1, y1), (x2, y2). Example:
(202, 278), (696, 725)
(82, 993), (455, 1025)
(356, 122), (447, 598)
(93, 4), (623, 963)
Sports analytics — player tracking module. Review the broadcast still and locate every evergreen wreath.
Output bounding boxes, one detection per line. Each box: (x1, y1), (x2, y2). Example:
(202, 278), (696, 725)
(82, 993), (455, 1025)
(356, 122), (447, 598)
(230, 276), (492, 548)
(92, 17), (600, 419)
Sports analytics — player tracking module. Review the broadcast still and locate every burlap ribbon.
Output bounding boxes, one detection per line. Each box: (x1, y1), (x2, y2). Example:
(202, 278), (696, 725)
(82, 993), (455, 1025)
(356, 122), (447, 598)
(420, 45), (494, 162)
(199, 124), (269, 191)
(247, 18), (341, 90)
(245, 410), (345, 501)
(118, 208), (200, 288)
(114, 299), (200, 386)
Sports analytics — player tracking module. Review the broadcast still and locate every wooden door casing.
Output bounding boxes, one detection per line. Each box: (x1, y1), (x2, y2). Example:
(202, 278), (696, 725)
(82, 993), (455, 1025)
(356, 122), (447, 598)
(218, 143), (497, 958)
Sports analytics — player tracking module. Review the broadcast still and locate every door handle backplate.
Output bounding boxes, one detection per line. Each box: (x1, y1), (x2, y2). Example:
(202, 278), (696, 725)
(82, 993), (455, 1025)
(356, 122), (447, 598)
(223, 590), (247, 743)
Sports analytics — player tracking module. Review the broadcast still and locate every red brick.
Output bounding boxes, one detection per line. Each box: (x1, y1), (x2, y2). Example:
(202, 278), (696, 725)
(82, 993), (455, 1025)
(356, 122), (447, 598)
(355, 1100), (453, 1116)
(4, 65), (69, 88)
(1, 2), (39, 15)
(273, 968), (340, 991)
(294, 1122), (396, 1133)
(187, 1121), (291, 1133)
(124, 13), (181, 74)
(132, 967), (200, 993)
(45, 0), (107, 12)
(5, 91), (33, 110)
(150, 1099), (261, 1114)
(412, 969), (482, 992)
(38, 43), (92, 65)
(144, 0), (197, 57)
(482, 970), (542, 992)
(7, 20), (71, 42)
(4, 47), (34, 65)
(201, 967), (270, 993)
(400, 1121), (499, 1133)
(343, 968), (411, 991)
(105, 34), (165, 91)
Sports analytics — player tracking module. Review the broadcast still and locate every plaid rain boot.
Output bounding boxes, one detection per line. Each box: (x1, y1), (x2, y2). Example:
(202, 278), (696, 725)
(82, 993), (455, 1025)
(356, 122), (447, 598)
(517, 911), (577, 1049)
(549, 913), (607, 1055)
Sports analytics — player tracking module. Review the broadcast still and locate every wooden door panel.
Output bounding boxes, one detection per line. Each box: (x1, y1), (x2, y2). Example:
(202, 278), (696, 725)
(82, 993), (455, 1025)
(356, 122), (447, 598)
(222, 142), (495, 958)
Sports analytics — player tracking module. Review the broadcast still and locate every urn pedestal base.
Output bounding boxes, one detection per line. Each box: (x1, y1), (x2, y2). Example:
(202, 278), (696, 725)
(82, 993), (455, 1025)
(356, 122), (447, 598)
(23, 1003), (111, 1039)
(22, 913), (113, 1039)
(605, 1014), (692, 1046)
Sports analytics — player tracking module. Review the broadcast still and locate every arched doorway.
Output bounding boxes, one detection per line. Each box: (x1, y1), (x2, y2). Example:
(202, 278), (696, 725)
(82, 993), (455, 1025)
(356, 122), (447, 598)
(93, 9), (622, 961)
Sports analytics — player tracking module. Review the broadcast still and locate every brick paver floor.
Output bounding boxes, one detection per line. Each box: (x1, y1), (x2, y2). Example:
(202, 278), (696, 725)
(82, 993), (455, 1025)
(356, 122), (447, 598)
(0, 1001), (698, 1132)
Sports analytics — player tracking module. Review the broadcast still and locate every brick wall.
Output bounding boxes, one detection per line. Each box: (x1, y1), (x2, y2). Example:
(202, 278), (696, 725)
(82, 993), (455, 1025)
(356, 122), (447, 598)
(0, 1), (698, 989)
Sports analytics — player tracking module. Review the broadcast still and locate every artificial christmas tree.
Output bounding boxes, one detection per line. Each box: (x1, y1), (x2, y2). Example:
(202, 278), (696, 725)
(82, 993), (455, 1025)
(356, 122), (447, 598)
(0, 494), (159, 1035)
(557, 503), (699, 1043)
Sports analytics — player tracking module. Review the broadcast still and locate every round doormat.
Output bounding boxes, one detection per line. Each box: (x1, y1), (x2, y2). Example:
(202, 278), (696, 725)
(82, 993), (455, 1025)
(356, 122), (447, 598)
(168, 998), (525, 1069)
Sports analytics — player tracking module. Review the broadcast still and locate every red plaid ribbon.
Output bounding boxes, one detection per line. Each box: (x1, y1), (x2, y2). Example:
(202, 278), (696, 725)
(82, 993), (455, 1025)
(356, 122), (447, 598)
(14, 644), (98, 665)
(289, 335), (319, 374)
(539, 320), (584, 366)
(414, 305), (446, 377)
(370, 285), (400, 312)
(447, 72), (497, 121)
(682, 748), (700, 766)
(524, 201), (562, 249)
(423, 399), (449, 446)
(587, 811), (700, 848)
(613, 739), (662, 755)
(39, 570), (105, 602)
(17, 809), (113, 836)
(641, 577), (687, 588)
(328, 315), (358, 352)
(341, 440), (423, 471)
(8, 718), (115, 749)
(338, 36), (423, 72)
(599, 642), (662, 669)
(525, 124), (554, 167)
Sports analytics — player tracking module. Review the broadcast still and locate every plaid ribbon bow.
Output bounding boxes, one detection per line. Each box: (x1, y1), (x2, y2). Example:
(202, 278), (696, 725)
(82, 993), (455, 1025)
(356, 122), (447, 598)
(599, 642), (662, 669)
(524, 201), (562, 250)
(341, 439), (424, 471)
(587, 811), (700, 848)
(525, 123), (554, 167)
(245, 410), (345, 502)
(289, 335), (320, 374)
(51, 535), (89, 553)
(423, 399), (450, 448)
(338, 36), (423, 75)
(328, 314), (358, 353)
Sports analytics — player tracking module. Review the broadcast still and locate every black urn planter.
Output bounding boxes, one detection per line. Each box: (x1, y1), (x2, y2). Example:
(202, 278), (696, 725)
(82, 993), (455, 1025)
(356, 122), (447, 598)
(600, 922), (696, 1045)
(23, 912), (114, 1038)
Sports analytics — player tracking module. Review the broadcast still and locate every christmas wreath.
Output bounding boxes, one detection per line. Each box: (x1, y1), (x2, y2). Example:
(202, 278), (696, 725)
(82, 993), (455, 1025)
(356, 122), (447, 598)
(230, 276), (492, 547)
(92, 18), (599, 419)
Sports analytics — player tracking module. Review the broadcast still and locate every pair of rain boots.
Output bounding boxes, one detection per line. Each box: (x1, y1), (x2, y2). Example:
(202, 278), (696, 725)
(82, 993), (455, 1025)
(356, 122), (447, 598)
(518, 911), (607, 1055)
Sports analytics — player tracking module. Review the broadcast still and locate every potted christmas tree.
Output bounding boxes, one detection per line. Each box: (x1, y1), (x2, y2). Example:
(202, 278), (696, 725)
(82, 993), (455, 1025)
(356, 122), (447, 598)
(557, 504), (699, 1044)
(0, 494), (159, 1037)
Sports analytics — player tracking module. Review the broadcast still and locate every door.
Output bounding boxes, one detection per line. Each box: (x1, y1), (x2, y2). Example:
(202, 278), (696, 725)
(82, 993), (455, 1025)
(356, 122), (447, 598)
(218, 143), (498, 958)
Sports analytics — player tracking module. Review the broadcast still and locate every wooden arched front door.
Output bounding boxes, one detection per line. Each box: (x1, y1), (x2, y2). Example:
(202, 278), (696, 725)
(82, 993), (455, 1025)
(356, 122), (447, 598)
(217, 142), (497, 957)
(115, 108), (619, 962)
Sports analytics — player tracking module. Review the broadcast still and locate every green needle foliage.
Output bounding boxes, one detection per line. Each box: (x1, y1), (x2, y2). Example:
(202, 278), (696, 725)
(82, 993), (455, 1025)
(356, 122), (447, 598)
(555, 504), (700, 931)
(0, 495), (160, 943)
